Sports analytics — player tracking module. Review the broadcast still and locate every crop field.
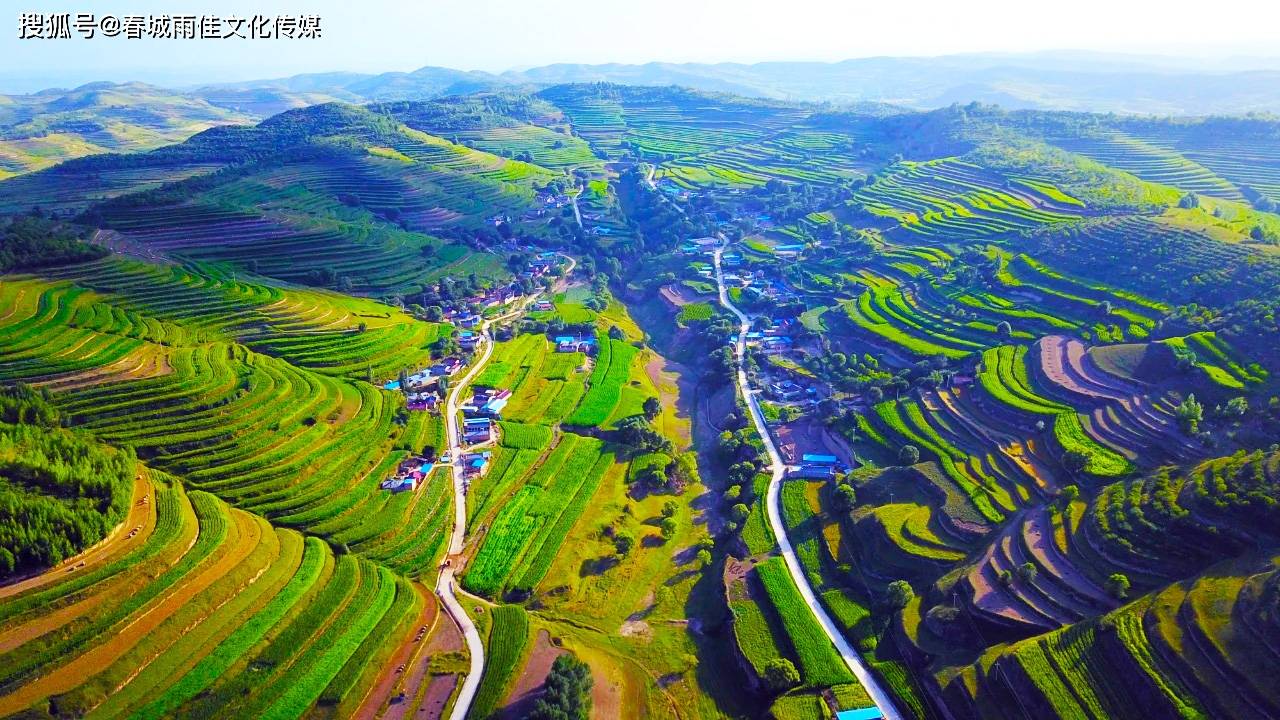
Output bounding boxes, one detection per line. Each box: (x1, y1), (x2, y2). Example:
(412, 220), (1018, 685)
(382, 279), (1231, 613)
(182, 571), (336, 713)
(1047, 131), (1244, 199)
(729, 569), (796, 684)
(849, 159), (1083, 239)
(92, 181), (483, 294)
(825, 246), (1165, 362)
(755, 556), (854, 688)
(0, 474), (421, 719)
(469, 604), (531, 719)
(564, 333), (640, 427)
(0, 267), (455, 579)
(7, 257), (449, 382)
(475, 333), (589, 427)
(463, 434), (614, 596)
(6, 81), (1280, 720)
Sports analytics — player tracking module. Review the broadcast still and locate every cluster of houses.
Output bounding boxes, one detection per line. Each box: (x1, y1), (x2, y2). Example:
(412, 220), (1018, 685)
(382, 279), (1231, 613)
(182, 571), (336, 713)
(462, 387), (511, 418)
(432, 250), (563, 322)
(381, 457), (434, 493)
(383, 357), (465, 411)
(521, 192), (571, 220)
(744, 317), (798, 355)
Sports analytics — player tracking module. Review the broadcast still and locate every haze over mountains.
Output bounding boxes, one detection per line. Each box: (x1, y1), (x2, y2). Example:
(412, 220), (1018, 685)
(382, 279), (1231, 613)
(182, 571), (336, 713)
(3, 51), (1277, 179)
(196, 52), (1280, 116)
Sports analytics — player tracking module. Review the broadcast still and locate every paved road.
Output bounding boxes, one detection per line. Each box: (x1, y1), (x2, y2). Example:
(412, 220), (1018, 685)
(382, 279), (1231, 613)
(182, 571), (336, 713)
(568, 187), (584, 229)
(713, 245), (903, 720)
(433, 258), (573, 720)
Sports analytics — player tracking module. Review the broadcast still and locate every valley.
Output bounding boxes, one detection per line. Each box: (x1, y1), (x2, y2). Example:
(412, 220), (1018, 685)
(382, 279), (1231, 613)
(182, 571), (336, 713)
(0, 78), (1279, 720)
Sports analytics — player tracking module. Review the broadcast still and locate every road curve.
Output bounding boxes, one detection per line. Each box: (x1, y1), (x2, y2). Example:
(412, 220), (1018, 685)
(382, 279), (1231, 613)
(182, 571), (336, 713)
(713, 244), (903, 720)
(434, 258), (573, 720)
(438, 317), (499, 720)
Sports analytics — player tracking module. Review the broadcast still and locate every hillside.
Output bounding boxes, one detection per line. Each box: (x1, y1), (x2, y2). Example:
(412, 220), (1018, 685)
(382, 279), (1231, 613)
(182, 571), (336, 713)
(0, 82), (253, 179)
(1, 82), (1280, 720)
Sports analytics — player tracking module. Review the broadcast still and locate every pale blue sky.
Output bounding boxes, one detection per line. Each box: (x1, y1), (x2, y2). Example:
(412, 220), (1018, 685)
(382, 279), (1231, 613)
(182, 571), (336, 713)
(4, 0), (1279, 92)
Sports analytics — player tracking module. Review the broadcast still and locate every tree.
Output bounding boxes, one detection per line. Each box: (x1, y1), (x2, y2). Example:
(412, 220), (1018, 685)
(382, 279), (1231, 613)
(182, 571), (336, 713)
(661, 501), (678, 518)
(1058, 484), (1080, 508)
(528, 654), (593, 720)
(833, 484), (857, 512)
(1223, 396), (1249, 417)
(1178, 192), (1200, 209)
(695, 548), (713, 568)
(1251, 225), (1267, 242)
(1017, 562), (1037, 582)
(1062, 449), (1090, 474)
(613, 531), (635, 557)
(995, 320), (1013, 337)
(659, 517), (677, 541)
(1176, 394), (1204, 433)
(762, 658), (800, 694)
(885, 580), (914, 610)
(643, 396), (661, 420)
(1107, 572), (1131, 600)
(898, 445), (920, 465)
(607, 325), (624, 340)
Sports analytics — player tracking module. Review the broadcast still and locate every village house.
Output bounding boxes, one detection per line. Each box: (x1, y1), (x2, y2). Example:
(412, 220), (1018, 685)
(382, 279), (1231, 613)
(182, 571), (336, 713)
(462, 451), (493, 478)
(792, 453), (838, 480)
(407, 392), (439, 411)
(463, 418), (493, 444)
(380, 457), (432, 492)
(554, 335), (597, 353)
(768, 380), (806, 401)
(459, 331), (480, 350)
(761, 336), (793, 354)
(430, 358), (465, 376)
(463, 388), (511, 418)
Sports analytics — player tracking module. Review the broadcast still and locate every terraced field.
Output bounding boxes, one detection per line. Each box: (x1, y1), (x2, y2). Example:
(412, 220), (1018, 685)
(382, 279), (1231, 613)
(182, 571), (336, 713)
(5, 81), (1280, 720)
(933, 451), (1280, 717)
(835, 247), (1164, 363)
(0, 472), (422, 719)
(0, 266), (455, 579)
(850, 159), (1083, 239)
(1047, 131), (1243, 200)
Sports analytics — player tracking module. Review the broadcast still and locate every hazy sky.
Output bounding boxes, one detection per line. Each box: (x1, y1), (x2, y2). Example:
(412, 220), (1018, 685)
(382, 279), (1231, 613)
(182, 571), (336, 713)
(4, 0), (1280, 91)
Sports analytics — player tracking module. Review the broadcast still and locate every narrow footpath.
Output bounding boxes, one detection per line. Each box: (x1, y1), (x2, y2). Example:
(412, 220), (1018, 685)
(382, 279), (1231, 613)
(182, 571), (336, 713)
(713, 243), (903, 720)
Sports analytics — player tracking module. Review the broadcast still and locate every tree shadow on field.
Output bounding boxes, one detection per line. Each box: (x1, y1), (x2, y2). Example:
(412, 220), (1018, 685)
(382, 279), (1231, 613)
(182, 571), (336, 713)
(579, 555), (618, 576)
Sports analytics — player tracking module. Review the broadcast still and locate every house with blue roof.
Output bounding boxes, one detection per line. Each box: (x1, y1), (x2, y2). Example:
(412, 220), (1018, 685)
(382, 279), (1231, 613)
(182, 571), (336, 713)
(836, 708), (884, 720)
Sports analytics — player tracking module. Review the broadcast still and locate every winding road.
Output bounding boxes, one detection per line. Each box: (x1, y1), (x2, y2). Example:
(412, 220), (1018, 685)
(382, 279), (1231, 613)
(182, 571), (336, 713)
(434, 254), (575, 720)
(568, 187), (584, 229)
(713, 244), (903, 720)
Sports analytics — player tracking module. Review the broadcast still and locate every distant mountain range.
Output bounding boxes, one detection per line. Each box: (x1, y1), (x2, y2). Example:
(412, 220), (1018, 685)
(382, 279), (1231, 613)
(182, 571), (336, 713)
(3, 51), (1278, 179)
(191, 52), (1280, 117)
